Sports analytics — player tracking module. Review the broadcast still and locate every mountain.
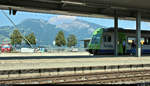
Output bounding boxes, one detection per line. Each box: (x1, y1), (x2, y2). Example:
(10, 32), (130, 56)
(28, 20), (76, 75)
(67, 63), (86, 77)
(0, 18), (104, 46)
(55, 19), (104, 41)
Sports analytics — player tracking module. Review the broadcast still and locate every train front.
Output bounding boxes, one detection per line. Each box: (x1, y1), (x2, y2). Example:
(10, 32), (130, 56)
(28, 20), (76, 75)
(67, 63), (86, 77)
(87, 28), (103, 55)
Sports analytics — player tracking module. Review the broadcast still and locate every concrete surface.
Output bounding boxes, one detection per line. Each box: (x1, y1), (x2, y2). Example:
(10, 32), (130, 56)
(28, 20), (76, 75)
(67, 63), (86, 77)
(0, 52), (149, 70)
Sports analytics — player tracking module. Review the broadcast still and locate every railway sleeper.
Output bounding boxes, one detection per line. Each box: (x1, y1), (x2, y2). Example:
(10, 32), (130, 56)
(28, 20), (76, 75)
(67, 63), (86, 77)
(1, 70), (150, 84)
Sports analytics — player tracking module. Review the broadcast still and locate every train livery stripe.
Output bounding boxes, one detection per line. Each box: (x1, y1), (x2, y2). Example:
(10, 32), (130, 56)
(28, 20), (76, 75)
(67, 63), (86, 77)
(97, 49), (114, 53)
(96, 49), (150, 54)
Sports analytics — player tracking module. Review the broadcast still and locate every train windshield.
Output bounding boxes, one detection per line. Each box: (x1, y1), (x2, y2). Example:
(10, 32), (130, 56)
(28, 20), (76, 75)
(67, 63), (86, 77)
(91, 34), (101, 44)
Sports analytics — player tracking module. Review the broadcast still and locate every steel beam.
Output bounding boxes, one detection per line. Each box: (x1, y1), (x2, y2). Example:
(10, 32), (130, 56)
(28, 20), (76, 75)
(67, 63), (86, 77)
(136, 11), (141, 57)
(114, 10), (118, 56)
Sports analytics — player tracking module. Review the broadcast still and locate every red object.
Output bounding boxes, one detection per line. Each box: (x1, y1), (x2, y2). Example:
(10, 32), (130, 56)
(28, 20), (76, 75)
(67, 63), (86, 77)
(1, 44), (12, 53)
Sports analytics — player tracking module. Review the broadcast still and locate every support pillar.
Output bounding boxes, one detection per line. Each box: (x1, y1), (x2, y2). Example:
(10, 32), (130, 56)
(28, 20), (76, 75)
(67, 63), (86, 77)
(114, 10), (118, 56)
(136, 11), (141, 57)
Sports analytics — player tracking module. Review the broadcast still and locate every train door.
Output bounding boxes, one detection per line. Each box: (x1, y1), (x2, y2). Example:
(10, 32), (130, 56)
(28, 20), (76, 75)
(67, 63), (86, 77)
(118, 32), (126, 55)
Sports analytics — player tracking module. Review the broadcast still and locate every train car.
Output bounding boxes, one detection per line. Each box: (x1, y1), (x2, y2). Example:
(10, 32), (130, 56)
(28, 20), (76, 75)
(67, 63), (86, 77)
(87, 27), (150, 55)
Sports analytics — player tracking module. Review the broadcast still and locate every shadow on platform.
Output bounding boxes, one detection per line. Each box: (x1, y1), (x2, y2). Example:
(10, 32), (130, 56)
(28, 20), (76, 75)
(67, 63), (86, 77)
(0, 54), (141, 60)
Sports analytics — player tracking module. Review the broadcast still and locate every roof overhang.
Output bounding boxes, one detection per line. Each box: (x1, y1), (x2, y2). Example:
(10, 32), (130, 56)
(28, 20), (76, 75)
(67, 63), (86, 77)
(0, 0), (150, 21)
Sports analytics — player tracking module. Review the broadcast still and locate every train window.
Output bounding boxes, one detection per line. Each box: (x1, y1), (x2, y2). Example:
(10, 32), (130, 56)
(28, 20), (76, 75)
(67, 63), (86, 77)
(104, 36), (107, 42)
(128, 37), (135, 43)
(104, 35), (111, 42)
(144, 38), (147, 45)
(91, 36), (96, 44)
(91, 34), (101, 44)
(148, 38), (150, 45)
(108, 36), (111, 42)
(128, 37), (145, 44)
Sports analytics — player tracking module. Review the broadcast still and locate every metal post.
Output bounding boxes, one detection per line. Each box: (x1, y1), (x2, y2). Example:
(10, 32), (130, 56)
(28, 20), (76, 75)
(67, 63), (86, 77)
(136, 11), (141, 57)
(114, 10), (118, 56)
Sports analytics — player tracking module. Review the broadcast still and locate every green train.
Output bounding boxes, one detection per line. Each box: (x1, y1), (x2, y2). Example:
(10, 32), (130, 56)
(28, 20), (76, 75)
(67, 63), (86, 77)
(87, 27), (150, 55)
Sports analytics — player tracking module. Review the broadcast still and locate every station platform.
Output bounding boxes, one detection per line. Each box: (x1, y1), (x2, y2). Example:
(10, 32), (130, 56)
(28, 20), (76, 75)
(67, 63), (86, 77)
(0, 52), (150, 70)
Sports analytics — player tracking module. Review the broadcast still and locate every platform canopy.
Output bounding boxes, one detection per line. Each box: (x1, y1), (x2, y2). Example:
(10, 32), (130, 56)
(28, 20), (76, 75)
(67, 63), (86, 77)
(0, 0), (150, 21)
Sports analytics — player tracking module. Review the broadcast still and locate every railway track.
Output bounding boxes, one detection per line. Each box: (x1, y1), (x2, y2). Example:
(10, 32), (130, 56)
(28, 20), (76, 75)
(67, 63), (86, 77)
(1, 69), (150, 84)
(61, 74), (150, 84)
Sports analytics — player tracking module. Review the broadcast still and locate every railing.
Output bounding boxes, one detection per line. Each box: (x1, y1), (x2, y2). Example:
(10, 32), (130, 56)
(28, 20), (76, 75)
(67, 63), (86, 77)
(11, 47), (87, 53)
(47, 48), (86, 53)
(0, 64), (150, 78)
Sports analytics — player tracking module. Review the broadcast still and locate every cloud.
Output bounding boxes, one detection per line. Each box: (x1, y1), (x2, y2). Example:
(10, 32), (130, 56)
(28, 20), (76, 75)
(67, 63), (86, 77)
(125, 27), (136, 30)
(55, 20), (90, 32)
(88, 28), (95, 33)
(48, 15), (77, 25)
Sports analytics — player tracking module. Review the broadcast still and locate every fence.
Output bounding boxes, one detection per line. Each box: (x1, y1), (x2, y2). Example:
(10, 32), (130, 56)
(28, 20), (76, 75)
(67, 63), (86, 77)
(47, 47), (87, 53)
(11, 47), (87, 53)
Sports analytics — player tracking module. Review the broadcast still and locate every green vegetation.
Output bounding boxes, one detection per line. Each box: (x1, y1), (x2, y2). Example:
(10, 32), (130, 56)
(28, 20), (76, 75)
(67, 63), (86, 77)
(67, 34), (77, 47)
(55, 30), (66, 47)
(10, 29), (22, 46)
(25, 32), (36, 46)
(10, 29), (36, 47)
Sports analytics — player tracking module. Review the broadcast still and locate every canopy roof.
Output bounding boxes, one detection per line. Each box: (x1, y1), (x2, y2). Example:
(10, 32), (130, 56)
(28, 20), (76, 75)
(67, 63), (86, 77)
(0, 0), (150, 21)
(104, 27), (150, 34)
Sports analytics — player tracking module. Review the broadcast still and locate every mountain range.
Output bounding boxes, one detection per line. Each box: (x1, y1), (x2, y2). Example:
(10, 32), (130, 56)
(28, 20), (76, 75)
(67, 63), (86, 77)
(0, 18), (104, 47)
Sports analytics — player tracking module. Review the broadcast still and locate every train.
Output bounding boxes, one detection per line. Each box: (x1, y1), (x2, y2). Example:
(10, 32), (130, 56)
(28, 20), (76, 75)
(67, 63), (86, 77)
(87, 27), (150, 55)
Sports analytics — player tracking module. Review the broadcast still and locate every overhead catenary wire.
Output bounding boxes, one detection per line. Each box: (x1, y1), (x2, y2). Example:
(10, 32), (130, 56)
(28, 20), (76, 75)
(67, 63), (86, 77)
(1, 10), (33, 48)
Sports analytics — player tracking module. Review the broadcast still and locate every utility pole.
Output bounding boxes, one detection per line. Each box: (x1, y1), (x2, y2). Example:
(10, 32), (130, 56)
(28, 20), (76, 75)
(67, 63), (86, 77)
(1, 10), (33, 48)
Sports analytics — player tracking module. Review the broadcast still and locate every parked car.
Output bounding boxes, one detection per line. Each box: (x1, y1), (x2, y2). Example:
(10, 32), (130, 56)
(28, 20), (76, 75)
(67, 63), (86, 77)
(1, 44), (12, 53)
(71, 48), (78, 52)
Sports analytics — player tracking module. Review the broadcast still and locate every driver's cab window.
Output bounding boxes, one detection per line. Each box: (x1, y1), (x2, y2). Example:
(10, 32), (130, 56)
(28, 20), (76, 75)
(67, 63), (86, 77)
(91, 34), (101, 44)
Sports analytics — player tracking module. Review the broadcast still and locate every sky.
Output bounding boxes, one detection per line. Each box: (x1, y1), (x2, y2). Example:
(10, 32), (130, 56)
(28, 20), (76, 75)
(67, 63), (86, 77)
(0, 10), (150, 30)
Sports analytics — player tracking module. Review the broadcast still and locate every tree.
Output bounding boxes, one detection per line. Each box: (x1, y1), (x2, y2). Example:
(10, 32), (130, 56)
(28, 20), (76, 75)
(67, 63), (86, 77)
(10, 29), (22, 46)
(55, 30), (66, 47)
(25, 32), (36, 46)
(67, 34), (77, 47)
